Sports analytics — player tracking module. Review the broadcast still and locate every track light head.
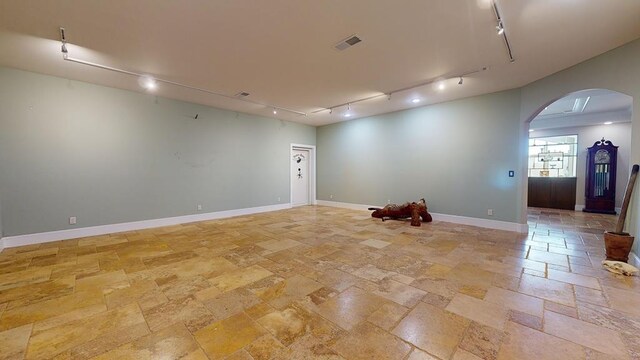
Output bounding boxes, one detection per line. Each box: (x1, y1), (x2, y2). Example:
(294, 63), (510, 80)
(329, 108), (333, 114)
(59, 27), (68, 54)
(458, 77), (463, 85)
(496, 21), (505, 35)
(195, 114), (199, 119)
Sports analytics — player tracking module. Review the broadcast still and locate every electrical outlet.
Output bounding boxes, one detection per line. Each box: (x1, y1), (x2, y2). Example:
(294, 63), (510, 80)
(487, 209), (493, 216)
(69, 216), (77, 225)
(197, 204), (202, 211)
(277, 197), (281, 202)
(330, 195), (333, 199)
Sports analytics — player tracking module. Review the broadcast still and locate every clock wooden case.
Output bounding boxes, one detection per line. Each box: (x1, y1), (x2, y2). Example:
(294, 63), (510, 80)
(583, 138), (618, 214)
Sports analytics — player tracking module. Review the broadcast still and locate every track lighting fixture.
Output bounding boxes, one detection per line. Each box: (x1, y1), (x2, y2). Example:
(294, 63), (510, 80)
(59, 27), (68, 56)
(195, 114), (199, 119)
(329, 108), (333, 114)
(492, 1), (515, 62)
(310, 66), (487, 116)
(344, 104), (352, 117)
(57, 27), (307, 116)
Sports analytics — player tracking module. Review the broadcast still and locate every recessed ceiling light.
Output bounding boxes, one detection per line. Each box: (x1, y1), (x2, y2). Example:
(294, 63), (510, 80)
(437, 82), (446, 91)
(139, 75), (157, 91)
(411, 98), (421, 104)
(604, 121), (613, 125)
(273, 109), (277, 115)
(344, 113), (352, 118)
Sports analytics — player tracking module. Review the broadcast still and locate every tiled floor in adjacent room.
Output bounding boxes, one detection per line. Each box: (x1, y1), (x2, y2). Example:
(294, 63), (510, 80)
(1, 206), (639, 359)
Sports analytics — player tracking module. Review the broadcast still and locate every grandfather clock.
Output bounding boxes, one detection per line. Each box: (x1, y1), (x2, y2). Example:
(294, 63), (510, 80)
(583, 138), (617, 214)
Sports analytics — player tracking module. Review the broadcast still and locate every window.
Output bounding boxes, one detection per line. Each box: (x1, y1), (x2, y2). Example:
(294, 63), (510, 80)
(528, 135), (578, 177)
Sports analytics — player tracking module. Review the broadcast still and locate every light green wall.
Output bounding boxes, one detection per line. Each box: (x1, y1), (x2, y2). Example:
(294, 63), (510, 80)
(0, 199), (3, 238)
(317, 89), (522, 223)
(0, 67), (315, 237)
(520, 38), (640, 254)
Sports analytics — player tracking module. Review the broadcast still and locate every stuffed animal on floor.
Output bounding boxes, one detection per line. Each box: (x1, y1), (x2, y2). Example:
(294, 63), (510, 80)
(368, 198), (433, 226)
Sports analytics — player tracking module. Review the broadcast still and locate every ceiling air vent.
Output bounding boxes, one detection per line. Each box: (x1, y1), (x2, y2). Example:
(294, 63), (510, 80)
(334, 35), (362, 51)
(235, 91), (250, 97)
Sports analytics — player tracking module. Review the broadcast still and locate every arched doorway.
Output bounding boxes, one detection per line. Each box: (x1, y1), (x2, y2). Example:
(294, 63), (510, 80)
(521, 89), (633, 228)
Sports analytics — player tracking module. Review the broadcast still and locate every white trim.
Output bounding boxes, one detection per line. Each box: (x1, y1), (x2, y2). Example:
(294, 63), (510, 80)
(575, 204), (622, 214)
(0, 238), (4, 253)
(316, 200), (528, 233)
(629, 251), (640, 268)
(1, 203), (291, 250)
(316, 200), (377, 211)
(290, 144), (317, 206)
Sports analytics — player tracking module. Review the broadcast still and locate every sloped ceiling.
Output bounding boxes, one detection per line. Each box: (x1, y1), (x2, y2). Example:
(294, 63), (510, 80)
(1, 0), (639, 125)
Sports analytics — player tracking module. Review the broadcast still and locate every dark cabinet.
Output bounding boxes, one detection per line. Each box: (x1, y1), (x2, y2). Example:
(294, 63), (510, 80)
(583, 138), (617, 214)
(528, 177), (577, 210)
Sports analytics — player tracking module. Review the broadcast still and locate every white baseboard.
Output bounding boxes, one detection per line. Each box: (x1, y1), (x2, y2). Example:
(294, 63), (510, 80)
(629, 252), (640, 268)
(316, 200), (378, 211)
(0, 203), (292, 250)
(316, 200), (528, 233)
(575, 205), (622, 214)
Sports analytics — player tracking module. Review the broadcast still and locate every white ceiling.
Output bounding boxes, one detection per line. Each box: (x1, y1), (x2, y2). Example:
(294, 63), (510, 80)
(531, 89), (633, 130)
(1, 0), (639, 126)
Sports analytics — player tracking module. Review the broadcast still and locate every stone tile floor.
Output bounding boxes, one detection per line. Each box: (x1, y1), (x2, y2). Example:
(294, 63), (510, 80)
(0, 206), (638, 359)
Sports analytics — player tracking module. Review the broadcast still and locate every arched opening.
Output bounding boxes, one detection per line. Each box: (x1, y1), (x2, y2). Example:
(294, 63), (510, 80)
(523, 89), (633, 229)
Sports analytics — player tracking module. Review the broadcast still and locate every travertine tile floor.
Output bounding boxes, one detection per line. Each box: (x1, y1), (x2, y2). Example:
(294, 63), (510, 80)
(0, 206), (639, 359)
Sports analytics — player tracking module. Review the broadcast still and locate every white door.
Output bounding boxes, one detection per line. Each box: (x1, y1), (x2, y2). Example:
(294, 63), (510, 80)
(291, 149), (310, 206)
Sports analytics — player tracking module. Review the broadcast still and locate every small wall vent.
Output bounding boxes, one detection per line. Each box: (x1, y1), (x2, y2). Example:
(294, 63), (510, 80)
(334, 35), (362, 51)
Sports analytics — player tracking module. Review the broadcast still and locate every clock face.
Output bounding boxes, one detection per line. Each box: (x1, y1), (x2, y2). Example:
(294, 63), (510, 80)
(595, 149), (610, 164)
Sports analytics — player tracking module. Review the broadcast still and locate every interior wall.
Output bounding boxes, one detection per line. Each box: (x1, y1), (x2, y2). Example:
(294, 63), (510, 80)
(0, 199), (3, 239)
(0, 67), (316, 237)
(520, 38), (640, 255)
(317, 89), (522, 223)
(531, 122), (632, 209)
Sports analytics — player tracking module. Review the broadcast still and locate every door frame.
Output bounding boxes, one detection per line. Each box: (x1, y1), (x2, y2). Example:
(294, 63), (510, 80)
(290, 143), (316, 206)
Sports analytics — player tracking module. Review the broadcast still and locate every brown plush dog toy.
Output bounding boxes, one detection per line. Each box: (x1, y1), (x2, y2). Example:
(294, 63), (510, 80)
(368, 198), (433, 226)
